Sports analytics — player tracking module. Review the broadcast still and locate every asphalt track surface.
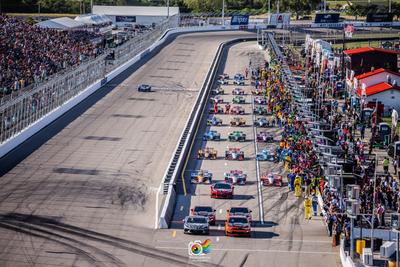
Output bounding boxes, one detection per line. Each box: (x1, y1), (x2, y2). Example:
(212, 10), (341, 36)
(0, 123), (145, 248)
(0, 31), (255, 267)
(161, 41), (341, 267)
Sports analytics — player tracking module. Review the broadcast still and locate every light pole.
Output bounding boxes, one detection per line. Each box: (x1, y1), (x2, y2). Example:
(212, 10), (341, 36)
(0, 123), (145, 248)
(222, 0), (225, 26)
(167, 0), (169, 18)
(91, 0), (93, 13)
(268, 0), (271, 24)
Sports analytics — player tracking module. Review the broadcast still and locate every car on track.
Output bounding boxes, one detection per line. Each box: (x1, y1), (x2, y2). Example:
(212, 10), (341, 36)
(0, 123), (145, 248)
(191, 170), (213, 184)
(183, 216), (209, 235)
(224, 170), (247, 185)
(254, 96), (267, 105)
(232, 88), (245, 95)
(256, 149), (276, 161)
(226, 207), (252, 222)
(217, 78), (229, 85)
(203, 130), (221, 141)
(230, 117), (246, 127)
(261, 172), (283, 187)
(232, 96), (245, 104)
(254, 117), (272, 128)
(253, 106), (270, 116)
(191, 206), (216, 225)
(251, 88), (264, 95)
(138, 84), (151, 92)
(233, 74), (245, 85)
(256, 132), (274, 142)
(198, 147), (217, 160)
(210, 95), (223, 104)
(230, 106), (245, 115)
(219, 73), (230, 80)
(211, 87), (224, 95)
(211, 182), (234, 199)
(209, 105), (224, 114)
(225, 148), (244, 160)
(225, 215), (251, 237)
(228, 131), (246, 142)
(207, 116), (222, 126)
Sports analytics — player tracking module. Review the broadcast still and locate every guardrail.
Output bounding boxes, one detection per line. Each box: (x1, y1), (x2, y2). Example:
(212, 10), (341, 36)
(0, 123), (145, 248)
(158, 37), (256, 229)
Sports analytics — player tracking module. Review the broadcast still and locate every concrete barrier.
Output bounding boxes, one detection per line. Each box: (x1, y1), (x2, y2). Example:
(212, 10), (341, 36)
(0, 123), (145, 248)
(0, 25), (247, 159)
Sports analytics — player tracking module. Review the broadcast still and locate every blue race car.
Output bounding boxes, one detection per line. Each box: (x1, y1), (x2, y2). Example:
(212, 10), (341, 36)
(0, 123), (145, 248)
(203, 130), (221, 141)
(207, 116), (222, 126)
(256, 149), (276, 161)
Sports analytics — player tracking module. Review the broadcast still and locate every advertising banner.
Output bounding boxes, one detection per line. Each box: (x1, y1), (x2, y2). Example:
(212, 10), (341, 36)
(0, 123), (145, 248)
(230, 15), (249, 25)
(314, 13), (340, 23)
(366, 13), (393, 23)
(116, 16), (136, 23)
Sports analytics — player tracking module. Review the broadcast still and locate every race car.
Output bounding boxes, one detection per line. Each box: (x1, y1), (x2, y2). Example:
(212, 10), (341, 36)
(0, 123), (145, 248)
(256, 132), (274, 142)
(209, 105), (224, 114)
(191, 206), (216, 225)
(211, 182), (234, 199)
(228, 131), (246, 142)
(224, 170), (247, 185)
(225, 215), (251, 237)
(198, 147), (217, 160)
(226, 207), (252, 222)
(230, 117), (246, 127)
(254, 96), (267, 105)
(138, 84), (151, 92)
(251, 88), (264, 95)
(230, 106), (245, 115)
(261, 172), (283, 187)
(225, 148), (244, 161)
(211, 87), (224, 95)
(232, 88), (245, 95)
(232, 96), (245, 104)
(253, 106), (270, 116)
(203, 130), (221, 141)
(233, 74), (245, 85)
(210, 95), (223, 104)
(191, 170), (213, 184)
(256, 149), (276, 161)
(219, 73), (230, 80)
(217, 78), (228, 85)
(207, 116), (222, 126)
(254, 117), (271, 127)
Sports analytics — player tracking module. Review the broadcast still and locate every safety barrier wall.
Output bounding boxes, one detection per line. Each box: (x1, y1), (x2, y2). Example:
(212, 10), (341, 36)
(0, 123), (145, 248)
(158, 37), (257, 228)
(0, 24), (252, 159)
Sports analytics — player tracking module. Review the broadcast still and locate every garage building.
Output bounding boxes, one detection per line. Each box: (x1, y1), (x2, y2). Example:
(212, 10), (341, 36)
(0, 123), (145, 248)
(92, 5), (179, 27)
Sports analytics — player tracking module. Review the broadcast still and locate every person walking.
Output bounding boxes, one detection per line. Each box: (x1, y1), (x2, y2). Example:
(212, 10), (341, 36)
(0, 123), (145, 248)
(304, 196), (312, 220)
(383, 157), (390, 174)
(393, 156), (398, 176)
(311, 192), (318, 216)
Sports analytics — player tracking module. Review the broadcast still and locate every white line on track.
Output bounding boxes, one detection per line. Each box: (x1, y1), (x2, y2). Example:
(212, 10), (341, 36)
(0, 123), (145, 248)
(251, 93), (264, 224)
(154, 246), (336, 255)
(155, 239), (331, 244)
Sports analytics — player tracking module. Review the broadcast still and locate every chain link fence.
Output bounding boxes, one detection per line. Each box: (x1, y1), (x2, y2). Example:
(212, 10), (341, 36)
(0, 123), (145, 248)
(0, 17), (177, 144)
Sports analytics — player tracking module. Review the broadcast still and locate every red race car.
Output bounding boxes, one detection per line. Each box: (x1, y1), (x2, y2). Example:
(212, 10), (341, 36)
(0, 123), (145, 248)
(191, 206), (216, 225)
(211, 182), (234, 199)
(261, 172), (283, 187)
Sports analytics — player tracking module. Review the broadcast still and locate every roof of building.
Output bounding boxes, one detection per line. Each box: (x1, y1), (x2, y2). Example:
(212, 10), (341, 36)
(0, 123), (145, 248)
(75, 14), (112, 25)
(344, 47), (400, 56)
(355, 68), (400, 80)
(92, 5), (180, 17)
(37, 17), (85, 29)
(357, 82), (400, 96)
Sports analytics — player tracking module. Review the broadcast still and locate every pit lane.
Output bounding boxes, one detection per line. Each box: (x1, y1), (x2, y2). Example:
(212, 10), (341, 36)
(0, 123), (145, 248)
(159, 41), (340, 267)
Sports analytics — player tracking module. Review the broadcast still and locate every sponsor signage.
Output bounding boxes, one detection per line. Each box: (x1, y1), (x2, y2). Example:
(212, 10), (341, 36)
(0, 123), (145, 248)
(116, 16), (136, 23)
(269, 13), (291, 26)
(230, 15), (249, 25)
(366, 13), (393, 23)
(314, 13), (340, 23)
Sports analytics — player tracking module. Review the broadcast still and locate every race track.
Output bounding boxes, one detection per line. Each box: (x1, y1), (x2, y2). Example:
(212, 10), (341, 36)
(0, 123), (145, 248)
(0, 31), (254, 267)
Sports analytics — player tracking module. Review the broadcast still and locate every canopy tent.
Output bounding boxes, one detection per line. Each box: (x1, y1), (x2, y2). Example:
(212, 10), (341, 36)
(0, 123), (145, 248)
(36, 17), (85, 30)
(75, 14), (112, 26)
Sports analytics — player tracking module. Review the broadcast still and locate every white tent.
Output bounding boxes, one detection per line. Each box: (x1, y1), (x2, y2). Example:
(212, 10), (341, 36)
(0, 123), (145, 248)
(37, 17), (85, 30)
(75, 14), (112, 26)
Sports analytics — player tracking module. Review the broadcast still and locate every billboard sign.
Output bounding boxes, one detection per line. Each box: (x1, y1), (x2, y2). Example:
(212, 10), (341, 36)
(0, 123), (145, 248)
(269, 13), (291, 26)
(314, 13), (340, 23)
(116, 16), (136, 23)
(230, 15), (249, 25)
(366, 13), (393, 23)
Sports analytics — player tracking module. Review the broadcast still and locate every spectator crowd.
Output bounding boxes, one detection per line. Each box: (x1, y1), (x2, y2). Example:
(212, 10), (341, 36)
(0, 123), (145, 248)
(0, 15), (104, 96)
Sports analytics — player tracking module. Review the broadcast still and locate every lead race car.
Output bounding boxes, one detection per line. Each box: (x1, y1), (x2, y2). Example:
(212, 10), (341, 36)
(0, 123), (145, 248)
(261, 172), (283, 187)
(224, 170), (247, 185)
(191, 170), (213, 184)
